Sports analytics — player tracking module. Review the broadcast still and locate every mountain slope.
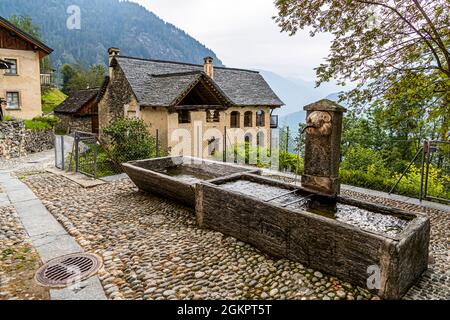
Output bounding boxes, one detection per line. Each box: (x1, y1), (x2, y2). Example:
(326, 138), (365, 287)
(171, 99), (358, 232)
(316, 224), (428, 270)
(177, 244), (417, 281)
(0, 0), (223, 68)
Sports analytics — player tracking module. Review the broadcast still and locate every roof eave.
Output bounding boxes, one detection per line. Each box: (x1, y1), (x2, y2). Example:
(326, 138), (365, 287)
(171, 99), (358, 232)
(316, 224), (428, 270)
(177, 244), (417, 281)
(0, 16), (53, 58)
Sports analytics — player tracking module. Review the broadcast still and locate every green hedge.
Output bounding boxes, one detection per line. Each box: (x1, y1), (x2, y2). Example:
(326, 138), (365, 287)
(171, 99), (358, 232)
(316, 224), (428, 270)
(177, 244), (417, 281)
(340, 166), (450, 199)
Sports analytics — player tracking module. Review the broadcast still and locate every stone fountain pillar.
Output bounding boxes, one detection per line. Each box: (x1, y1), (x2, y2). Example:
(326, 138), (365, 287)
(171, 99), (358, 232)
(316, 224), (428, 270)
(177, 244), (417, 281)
(301, 99), (347, 196)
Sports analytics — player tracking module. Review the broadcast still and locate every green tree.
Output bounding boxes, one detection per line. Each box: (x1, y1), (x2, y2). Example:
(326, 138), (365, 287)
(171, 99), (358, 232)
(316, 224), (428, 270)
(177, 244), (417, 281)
(60, 64), (106, 95)
(8, 15), (53, 73)
(103, 117), (158, 164)
(9, 15), (41, 38)
(275, 1), (450, 138)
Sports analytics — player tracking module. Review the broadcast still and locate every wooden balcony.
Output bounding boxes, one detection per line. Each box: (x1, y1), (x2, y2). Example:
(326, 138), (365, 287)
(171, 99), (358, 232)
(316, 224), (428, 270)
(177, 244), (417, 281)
(40, 73), (53, 86)
(270, 115), (279, 128)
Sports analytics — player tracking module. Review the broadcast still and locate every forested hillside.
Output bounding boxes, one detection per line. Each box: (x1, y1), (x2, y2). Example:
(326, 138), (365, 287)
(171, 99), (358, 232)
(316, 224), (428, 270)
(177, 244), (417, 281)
(0, 0), (223, 68)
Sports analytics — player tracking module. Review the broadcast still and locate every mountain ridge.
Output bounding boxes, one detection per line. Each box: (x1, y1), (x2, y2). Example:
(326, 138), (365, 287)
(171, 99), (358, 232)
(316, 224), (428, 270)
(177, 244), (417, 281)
(0, 0), (223, 68)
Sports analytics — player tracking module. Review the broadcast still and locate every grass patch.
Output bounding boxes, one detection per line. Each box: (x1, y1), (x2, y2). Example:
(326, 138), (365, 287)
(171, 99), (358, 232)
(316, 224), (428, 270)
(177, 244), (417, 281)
(69, 143), (121, 178)
(41, 88), (67, 114)
(1, 115), (14, 121)
(24, 115), (59, 131)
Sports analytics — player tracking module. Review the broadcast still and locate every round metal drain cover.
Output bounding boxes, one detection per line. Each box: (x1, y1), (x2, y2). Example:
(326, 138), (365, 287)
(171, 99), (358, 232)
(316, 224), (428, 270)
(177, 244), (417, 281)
(35, 253), (103, 288)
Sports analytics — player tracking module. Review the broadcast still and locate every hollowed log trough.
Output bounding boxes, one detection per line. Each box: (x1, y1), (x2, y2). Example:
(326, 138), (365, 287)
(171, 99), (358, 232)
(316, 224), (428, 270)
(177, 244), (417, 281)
(195, 173), (430, 300)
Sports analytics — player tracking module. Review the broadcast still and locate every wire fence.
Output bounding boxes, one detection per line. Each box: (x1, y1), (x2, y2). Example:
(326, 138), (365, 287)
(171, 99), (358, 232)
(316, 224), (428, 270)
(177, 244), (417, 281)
(54, 130), (163, 179)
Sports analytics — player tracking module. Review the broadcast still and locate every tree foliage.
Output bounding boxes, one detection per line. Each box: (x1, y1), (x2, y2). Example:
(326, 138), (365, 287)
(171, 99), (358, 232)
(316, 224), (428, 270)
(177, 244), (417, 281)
(60, 63), (106, 95)
(103, 117), (158, 164)
(8, 15), (53, 72)
(275, 0), (450, 138)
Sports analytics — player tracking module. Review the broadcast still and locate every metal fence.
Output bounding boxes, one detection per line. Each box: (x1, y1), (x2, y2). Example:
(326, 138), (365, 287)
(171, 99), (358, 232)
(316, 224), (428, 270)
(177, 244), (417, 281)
(74, 131), (98, 178)
(54, 130), (162, 179)
(420, 140), (450, 203)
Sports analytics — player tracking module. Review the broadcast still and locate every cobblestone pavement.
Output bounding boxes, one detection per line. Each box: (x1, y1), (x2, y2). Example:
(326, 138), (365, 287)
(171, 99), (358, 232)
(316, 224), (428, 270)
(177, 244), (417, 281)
(341, 190), (450, 300)
(0, 205), (49, 300)
(23, 173), (381, 300)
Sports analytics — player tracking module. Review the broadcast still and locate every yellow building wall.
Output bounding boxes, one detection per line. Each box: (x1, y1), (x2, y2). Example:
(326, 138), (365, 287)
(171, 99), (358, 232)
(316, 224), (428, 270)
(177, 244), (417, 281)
(140, 107), (169, 152)
(0, 48), (42, 119)
(166, 106), (272, 158)
(125, 105), (272, 158)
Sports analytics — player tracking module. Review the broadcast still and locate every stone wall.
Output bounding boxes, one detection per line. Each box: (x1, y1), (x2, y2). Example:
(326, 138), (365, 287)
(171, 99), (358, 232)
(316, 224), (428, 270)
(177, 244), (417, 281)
(98, 63), (136, 136)
(0, 120), (53, 159)
(54, 113), (92, 134)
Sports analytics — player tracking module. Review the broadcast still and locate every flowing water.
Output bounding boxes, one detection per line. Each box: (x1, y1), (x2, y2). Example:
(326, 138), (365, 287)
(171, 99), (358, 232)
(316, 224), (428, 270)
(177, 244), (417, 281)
(159, 166), (215, 184)
(220, 180), (410, 236)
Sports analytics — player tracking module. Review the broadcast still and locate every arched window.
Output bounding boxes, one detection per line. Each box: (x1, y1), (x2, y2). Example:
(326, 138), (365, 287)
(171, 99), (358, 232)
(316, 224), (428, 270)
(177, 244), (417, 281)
(244, 133), (253, 164)
(256, 110), (265, 127)
(230, 111), (240, 128)
(257, 131), (265, 147)
(244, 111), (253, 127)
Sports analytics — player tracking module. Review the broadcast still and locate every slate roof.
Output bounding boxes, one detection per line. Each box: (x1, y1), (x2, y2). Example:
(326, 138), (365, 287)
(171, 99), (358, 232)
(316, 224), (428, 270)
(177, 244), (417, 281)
(54, 89), (99, 114)
(115, 56), (284, 107)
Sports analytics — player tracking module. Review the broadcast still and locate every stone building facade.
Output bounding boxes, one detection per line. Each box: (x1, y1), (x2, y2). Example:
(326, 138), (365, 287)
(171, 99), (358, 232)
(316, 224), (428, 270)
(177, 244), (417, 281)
(98, 48), (283, 157)
(53, 88), (99, 134)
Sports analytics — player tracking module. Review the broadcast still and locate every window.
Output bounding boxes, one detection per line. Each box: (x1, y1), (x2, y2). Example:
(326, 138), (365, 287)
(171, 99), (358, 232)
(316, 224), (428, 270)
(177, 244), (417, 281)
(230, 111), (240, 128)
(6, 92), (20, 109)
(244, 111), (253, 127)
(206, 110), (220, 123)
(256, 110), (265, 127)
(4, 59), (17, 75)
(178, 110), (191, 124)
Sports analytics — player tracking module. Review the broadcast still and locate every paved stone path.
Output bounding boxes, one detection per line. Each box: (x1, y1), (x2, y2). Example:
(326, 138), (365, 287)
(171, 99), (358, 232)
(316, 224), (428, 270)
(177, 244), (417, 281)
(0, 171), (106, 300)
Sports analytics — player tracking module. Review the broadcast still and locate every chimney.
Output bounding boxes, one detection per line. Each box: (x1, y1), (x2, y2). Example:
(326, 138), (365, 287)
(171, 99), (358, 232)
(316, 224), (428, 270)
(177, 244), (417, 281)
(108, 47), (120, 78)
(204, 57), (214, 79)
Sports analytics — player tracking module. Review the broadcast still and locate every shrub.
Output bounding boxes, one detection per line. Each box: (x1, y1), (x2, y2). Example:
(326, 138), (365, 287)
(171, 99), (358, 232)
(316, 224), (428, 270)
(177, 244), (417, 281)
(103, 117), (158, 164)
(340, 168), (393, 192)
(340, 164), (450, 199)
(279, 151), (304, 174)
(341, 145), (389, 176)
(217, 143), (272, 168)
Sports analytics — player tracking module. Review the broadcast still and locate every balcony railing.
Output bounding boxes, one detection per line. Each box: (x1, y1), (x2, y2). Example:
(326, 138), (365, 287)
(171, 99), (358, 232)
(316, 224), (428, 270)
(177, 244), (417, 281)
(40, 73), (52, 86)
(270, 115), (279, 129)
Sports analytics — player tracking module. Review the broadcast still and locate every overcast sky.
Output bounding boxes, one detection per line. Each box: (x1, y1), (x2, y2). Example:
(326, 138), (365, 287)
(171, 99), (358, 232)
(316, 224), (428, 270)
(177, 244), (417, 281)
(131, 0), (333, 81)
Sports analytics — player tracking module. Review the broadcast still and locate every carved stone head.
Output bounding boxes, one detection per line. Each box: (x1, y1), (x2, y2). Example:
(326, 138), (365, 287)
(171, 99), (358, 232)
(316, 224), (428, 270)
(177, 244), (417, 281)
(306, 111), (332, 136)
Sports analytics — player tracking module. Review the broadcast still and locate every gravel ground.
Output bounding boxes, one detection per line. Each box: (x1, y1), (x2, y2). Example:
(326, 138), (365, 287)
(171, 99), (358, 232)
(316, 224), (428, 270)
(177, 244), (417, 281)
(23, 173), (380, 300)
(341, 189), (450, 300)
(0, 205), (49, 300)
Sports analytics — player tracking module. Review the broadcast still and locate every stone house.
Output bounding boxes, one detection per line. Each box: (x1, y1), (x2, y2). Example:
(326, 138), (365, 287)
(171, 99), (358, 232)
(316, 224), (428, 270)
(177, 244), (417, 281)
(53, 88), (101, 134)
(98, 48), (283, 156)
(0, 16), (53, 120)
